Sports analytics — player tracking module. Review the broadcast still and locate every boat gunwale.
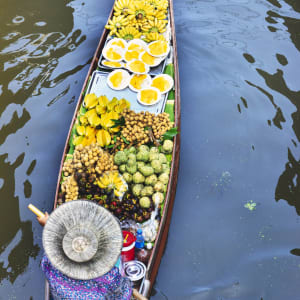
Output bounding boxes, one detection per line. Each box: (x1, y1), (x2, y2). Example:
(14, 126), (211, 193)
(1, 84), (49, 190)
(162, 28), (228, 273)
(144, 0), (180, 293)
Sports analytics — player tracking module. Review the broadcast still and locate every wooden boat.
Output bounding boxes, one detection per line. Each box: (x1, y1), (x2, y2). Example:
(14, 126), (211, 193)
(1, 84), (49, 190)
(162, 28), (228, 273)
(45, 0), (180, 298)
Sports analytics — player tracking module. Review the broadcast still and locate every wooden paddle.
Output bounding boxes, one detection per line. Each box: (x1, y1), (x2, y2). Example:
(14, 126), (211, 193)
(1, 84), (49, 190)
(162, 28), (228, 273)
(133, 288), (148, 300)
(28, 204), (45, 218)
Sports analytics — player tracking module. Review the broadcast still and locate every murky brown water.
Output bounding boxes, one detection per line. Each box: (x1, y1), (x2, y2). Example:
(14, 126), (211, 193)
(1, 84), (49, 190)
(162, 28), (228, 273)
(0, 0), (300, 299)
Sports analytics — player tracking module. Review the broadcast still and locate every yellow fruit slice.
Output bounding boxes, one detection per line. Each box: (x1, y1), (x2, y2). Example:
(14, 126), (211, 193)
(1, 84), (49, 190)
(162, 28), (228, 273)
(140, 89), (159, 104)
(110, 39), (126, 49)
(124, 50), (140, 62)
(128, 43), (141, 51)
(148, 41), (168, 56)
(151, 76), (170, 92)
(128, 60), (146, 73)
(106, 47), (122, 60)
(109, 71), (123, 88)
(140, 51), (156, 65)
(102, 60), (123, 68)
(130, 74), (147, 90)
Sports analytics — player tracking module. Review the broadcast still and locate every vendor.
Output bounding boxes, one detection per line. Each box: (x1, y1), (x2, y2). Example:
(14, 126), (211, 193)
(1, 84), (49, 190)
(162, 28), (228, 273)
(33, 200), (133, 300)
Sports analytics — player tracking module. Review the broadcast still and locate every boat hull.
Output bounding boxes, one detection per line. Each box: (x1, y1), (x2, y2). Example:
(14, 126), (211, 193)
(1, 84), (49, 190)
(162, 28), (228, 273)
(46, 0), (180, 298)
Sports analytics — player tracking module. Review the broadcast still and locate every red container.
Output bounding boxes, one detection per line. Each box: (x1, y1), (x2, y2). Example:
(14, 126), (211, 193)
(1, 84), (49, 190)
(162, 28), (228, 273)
(121, 231), (136, 263)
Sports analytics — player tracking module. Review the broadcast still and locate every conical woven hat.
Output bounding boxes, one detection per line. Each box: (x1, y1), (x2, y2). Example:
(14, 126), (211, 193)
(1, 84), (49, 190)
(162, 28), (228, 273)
(43, 200), (122, 280)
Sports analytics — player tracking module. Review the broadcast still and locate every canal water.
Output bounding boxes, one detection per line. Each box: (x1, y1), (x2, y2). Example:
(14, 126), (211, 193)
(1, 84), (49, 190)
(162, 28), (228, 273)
(0, 0), (299, 299)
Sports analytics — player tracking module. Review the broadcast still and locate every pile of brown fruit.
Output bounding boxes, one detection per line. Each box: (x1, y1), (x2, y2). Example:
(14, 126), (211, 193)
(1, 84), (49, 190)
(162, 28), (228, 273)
(59, 144), (117, 202)
(98, 192), (155, 222)
(116, 109), (173, 148)
(62, 144), (117, 177)
(58, 171), (155, 223)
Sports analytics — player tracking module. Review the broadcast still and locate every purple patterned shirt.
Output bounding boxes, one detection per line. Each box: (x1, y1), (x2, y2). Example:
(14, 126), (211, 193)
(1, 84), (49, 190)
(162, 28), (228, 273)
(41, 255), (132, 300)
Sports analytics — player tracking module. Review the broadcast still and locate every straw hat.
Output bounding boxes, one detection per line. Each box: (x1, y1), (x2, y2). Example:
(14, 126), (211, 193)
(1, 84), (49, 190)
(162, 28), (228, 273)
(43, 200), (122, 280)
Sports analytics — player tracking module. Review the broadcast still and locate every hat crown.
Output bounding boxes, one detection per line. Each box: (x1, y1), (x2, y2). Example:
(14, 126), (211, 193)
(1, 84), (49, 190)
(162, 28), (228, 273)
(62, 226), (98, 262)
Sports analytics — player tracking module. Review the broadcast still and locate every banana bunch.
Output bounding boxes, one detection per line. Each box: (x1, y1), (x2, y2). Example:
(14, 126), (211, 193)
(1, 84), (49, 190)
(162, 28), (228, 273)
(105, 15), (129, 36)
(96, 171), (127, 198)
(141, 18), (168, 33)
(127, 1), (154, 22)
(153, 9), (167, 20)
(143, 32), (166, 43)
(106, 0), (169, 41)
(147, 0), (168, 12)
(114, 0), (130, 16)
(116, 26), (142, 40)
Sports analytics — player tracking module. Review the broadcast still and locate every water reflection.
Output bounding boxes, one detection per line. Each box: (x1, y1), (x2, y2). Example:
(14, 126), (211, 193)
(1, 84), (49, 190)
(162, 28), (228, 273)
(243, 0), (300, 243)
(275, 149), (300, 214)
(0, 153), (39, 283)
(0, 0), (91, 287)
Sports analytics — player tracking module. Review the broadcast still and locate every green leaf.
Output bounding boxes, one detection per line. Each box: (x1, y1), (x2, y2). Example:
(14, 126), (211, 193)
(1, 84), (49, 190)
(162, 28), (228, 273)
(165, 154), (172, 162)
(79, 105), (87, 115)
(69, 124), (77, 148)
(87, 194), (92, 200)
(162, 127), (179, 140)
(160, 200), (164, 216)
(111, 117), (125, 128)
(121, 135), (130, 144)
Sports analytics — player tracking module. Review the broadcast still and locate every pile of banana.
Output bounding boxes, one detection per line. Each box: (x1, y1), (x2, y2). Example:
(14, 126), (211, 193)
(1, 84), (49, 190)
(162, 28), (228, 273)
(105, 0), (169, 42)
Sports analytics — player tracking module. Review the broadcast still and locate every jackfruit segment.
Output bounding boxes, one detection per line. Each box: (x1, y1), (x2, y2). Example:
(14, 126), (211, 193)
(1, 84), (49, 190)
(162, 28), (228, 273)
(140, 89), (159, 104)
(106, 47), (122, 60)
(130, 74), (148, 90)
(140, 51), (156, 65)
(110, 39), (126, 49)
(148, 41), (168, 56)
(128, 43), (144, 51)
(151, 76), (170, 92)
(124, 50), (140, 61)
(109, 71), (123, 88)
(102, 60), (123, 68)
(128, 60), (146, 73)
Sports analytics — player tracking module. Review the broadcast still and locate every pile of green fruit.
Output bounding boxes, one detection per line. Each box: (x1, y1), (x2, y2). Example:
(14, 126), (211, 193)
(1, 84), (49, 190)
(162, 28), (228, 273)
(114, 141), (173, 209)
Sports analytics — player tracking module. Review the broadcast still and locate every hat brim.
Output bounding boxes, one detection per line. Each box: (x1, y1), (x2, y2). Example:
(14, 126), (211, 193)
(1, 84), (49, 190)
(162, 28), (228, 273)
(43, 200), (122, 280)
